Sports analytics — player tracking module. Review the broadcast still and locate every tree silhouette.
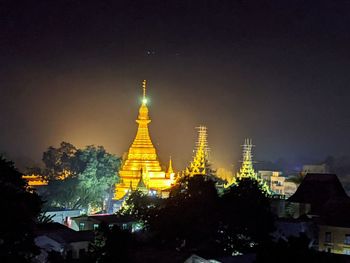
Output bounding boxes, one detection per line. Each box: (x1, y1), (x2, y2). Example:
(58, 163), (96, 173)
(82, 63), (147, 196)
(86, 223), (133, 263)
(148, 175), (221, 254)
(0, 156), (42, 262)
(220, 177), (274, 254)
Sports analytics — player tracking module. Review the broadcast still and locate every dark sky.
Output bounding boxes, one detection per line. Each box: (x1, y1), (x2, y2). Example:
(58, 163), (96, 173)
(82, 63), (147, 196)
(1, 0), (350, 171)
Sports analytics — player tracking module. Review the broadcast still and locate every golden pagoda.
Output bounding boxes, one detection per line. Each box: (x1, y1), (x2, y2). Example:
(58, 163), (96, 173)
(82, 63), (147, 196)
(185, 126), (210, 176)
(114, 80), (174, 200)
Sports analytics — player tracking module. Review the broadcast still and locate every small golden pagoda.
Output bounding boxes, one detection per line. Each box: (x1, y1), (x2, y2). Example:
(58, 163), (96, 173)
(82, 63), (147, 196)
(185, 126), (209, 176)
(114, 80), (174, 200)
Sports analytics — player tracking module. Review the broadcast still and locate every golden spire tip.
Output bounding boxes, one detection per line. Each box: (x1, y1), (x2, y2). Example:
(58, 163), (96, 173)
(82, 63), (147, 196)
(142, 80), (147, 104)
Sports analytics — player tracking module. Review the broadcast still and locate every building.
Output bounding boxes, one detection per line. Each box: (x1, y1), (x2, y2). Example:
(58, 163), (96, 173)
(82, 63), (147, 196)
(258, 170), (285, 195)
(319, 224), (350, 255)
(34, 223), (94, 261)
(114, 80), (174, 200)
(70, 214), (137, 232)
(301, 164), (329, 175)
(287, 173), (350, 256)
(284, 181), (298, 198)
(23, 174), (48, 187)
(288, 173), (349, 217)
(43, 208), (81, 225)
(317, 198), (350, 255)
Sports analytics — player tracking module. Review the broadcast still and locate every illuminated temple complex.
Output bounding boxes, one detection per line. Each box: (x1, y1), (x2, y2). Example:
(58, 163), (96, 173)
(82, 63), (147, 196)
(114, 81), (174, 200)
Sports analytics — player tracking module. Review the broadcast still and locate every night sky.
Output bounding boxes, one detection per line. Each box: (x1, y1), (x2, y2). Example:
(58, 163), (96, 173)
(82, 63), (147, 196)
(1, 1), (350, 171)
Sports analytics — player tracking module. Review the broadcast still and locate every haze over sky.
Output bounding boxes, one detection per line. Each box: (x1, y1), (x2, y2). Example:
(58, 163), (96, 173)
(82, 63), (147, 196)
(1, 1), (350, 171)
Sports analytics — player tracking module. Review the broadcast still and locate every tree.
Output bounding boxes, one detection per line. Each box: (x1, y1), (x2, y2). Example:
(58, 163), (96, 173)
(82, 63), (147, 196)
(0, 156), (42, 262)
(220, 177), (274, 254)
(75, 145), (121, 210)
(42, 141), (78, 180)
(148, 175), (221, 254)
(86, 223), (133, 263)
(119, 190), (163, 224)
(41, 143), (121, 211)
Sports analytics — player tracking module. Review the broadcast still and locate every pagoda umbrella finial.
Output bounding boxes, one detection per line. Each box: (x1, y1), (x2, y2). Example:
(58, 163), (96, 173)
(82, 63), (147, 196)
(142, 80), (147, 104)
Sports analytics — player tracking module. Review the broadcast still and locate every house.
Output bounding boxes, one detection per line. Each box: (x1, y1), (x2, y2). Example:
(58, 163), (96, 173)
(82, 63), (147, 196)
(70, 214), (138, 232)
(288, 173), (350, 217)
(287, 173), (350, 255)
(34, 223), (94, 262)
(258, 170), (285, 195)
(42, 208), (81, 225)
(301, 164), (329, 175)
(317, 199), (350, 255)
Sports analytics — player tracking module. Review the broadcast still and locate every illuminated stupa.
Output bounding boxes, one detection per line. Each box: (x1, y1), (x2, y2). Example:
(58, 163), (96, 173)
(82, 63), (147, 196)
(236, 138), (270, 193)
(114, 80), (174, 200)
(236, 138), (257, 180)
(185, 126), (210, 176)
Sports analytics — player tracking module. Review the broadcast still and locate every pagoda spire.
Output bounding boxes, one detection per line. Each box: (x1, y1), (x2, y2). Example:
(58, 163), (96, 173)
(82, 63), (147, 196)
(167, 156), (174, 174)
(237, 138), (256, 179)
(185, 126), (210, 176)
(137, 169), (148, 194)
(236, 138), (270, 193)
(142, 79), (147, 105)
(114, 80), (172, 200)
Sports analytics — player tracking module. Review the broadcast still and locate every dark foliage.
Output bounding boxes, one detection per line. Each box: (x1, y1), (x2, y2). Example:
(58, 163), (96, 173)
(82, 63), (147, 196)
(220, 177), (274, 253)
(86, 223), (133, 263)
(151, 175), (221, 252)
(121, 175), (275, 257)
(0, 156), (42, 262)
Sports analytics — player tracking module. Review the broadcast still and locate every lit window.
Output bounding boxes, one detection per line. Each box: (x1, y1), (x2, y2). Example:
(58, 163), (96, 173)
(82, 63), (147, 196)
(79, 222), (85, 231)
(344, 249), (350, 255)
(325, 232), (332, 243)
(345, 234), (350, 245)
(93, 224), (99, 230)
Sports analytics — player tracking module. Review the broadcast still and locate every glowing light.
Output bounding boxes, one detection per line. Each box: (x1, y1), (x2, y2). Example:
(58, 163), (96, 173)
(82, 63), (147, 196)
(22, 174), (48, 186)
(236, 138), (270, 193)
(114, 81), (174, 200)
(184, 126), (209, 176)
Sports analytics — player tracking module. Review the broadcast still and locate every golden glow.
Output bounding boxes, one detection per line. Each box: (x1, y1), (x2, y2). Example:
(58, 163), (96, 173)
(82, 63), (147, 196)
(236, 139), (270, 193)
(57, 169), (71, 180)
(23, 169), (71, 187)
(114, 81), (174, 200)
(185, 126), (209, 176)
(23, 174), (48, 186)
(142, 79), (148, 105)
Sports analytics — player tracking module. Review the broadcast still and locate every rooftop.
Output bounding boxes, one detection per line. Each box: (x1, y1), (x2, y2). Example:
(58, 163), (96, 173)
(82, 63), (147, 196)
(35, 223), (94, 244)
(288, 173), (350, 215)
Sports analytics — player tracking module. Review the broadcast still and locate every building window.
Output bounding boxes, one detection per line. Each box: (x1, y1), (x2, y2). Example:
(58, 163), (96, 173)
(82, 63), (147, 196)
(93, 224), (99, 230)
(122, 223), (128, 230)
(345, 234), (350, 245)
(325, 232), (332, 243)
(79, 222), (85, 231)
